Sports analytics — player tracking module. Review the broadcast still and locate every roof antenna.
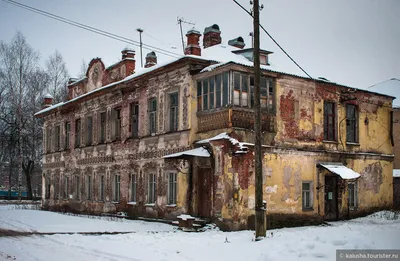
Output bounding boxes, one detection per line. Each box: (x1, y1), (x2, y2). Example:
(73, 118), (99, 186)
(177, 17), (195, 54)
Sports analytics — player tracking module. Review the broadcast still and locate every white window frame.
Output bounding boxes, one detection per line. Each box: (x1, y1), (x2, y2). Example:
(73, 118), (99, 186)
(302, 181), (313, 210)
(168, 172), (177, 205)
(348, 182), (358, 209)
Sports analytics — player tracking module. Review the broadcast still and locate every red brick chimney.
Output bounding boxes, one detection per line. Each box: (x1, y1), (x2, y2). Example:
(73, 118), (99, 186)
(43, 93), (53, 109)
(184, 29), (201, 56)
(145, 51), (157, 68)
(121, 48), (136, 75)
(203, 24), (221, 49)
(228, 37), (245, 49)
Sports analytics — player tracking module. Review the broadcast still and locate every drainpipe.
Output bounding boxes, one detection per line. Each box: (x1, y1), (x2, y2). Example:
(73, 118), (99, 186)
(317, 169), (320, 216)
(188, 158), (193, 215)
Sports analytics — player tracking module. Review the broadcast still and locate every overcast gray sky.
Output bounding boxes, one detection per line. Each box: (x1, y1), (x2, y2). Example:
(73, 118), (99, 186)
(1, 0), (399, 89)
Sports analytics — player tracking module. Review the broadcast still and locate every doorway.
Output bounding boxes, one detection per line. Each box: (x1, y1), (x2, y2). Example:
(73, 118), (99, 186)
(324, 175), (338, 221)
(197, 168), (212, 218)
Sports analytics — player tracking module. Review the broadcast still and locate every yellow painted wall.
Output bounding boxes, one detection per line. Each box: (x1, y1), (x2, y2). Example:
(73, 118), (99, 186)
(217, 150), (393, 226)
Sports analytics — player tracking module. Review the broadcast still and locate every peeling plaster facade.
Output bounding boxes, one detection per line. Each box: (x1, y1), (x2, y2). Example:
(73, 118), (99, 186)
(37, 45), (394, 230)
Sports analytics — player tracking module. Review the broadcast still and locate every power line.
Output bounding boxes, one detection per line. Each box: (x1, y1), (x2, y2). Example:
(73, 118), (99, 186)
(1, 0), (182, 59)
(232, 0), (313, 79)
(232, 1), (394, 108)
(143, 31), (177, 50)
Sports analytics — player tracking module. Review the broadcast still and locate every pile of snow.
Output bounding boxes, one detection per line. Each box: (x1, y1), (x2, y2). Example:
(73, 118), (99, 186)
(1, 207), (400, 261)
(394, 169), (400, 178)
(349, 211), (400, 224)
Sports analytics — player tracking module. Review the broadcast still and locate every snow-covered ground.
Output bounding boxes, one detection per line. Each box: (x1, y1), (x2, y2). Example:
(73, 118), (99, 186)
(0, 205), (399, 261)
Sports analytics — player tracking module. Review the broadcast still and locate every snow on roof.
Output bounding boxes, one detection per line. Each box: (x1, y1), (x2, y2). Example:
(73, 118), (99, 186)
(367, 78), (400, 107)
(319, 162), (361, 180)
(394, 169), (400, 178)
(200, 44), (308, 79)
(44, 93), (53, 99)
(68, 76), (87, 86)
(34, 101), (64, 116)
(196, 132), (248, 151)
(35, 55), (198, 116)
(163, 147), (210, 159)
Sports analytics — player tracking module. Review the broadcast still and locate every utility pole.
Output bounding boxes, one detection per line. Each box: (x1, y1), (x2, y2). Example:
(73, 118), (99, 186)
(177, 17), (195, 54)
(136, 28), (144, 68)
(253, 0), (266, 240)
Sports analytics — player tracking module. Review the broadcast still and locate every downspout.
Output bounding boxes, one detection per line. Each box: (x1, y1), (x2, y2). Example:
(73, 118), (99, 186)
(188, 158), (193, 215)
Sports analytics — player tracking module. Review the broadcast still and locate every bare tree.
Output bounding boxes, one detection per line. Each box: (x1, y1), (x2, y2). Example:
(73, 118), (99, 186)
(0, 31), (43, 199)
(46, 50), (69, 103)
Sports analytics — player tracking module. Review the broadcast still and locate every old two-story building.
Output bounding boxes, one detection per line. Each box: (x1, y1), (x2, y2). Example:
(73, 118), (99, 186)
(35, 24), (394, 230)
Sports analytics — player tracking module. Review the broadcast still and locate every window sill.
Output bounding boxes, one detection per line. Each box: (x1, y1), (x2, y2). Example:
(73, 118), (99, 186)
(111, 201), (120, 204)
(346, 142), (360, 146)
(145, 203), (155, 207)
(322, 140), (338, 144)
(127, 201), (137, 205)
(166, 204), (177, 208)
(302, 208), (314, 212)
(349, 207), (358, 211)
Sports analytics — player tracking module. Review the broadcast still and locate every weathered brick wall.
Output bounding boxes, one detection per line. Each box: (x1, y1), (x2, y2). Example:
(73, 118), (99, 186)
(42, 64), (194, 219)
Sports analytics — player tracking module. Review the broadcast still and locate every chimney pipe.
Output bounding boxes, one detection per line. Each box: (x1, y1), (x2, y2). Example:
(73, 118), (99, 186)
(43, 93), (53, 109)
(228, 37), (245, 49)
(145, 51), (157, 68)
(121, 48), (135, 60)
(203, 24), (221, 49)
(184, 29), (201, 56)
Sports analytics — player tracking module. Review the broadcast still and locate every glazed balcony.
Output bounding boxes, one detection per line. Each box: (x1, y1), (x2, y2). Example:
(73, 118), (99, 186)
(197, 107), (275, 133)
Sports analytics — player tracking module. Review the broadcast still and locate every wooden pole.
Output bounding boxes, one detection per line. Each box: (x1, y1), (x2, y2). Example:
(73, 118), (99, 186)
(253, 0), (266, 239)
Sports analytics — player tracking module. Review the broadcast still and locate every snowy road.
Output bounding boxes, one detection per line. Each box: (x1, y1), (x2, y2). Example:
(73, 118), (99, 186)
(0, 205), (399, 261)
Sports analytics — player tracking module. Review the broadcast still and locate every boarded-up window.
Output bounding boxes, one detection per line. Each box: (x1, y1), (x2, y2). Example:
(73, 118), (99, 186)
(111, 108), (121, 141)
(324, 102), (336, 141)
